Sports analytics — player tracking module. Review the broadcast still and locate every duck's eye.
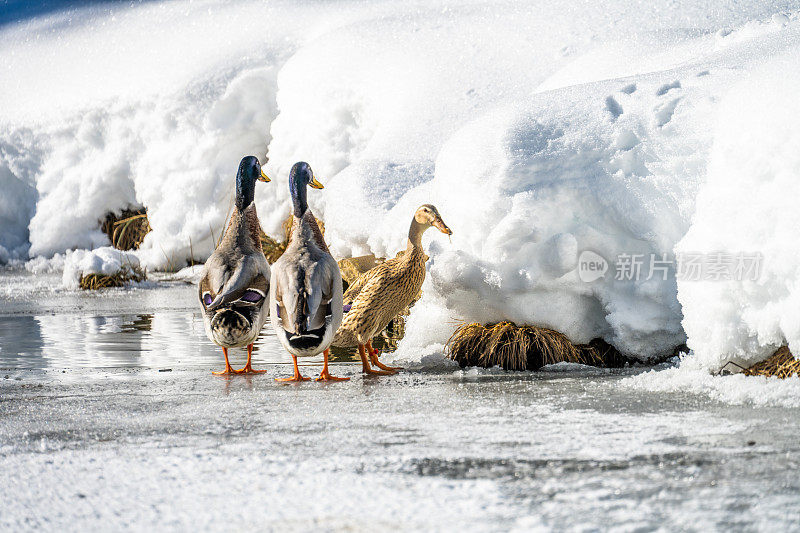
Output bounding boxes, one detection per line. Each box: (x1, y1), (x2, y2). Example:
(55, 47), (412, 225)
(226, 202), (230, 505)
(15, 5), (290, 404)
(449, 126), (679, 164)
(202, 292), (213, 306)
(240, 290), (264, 303)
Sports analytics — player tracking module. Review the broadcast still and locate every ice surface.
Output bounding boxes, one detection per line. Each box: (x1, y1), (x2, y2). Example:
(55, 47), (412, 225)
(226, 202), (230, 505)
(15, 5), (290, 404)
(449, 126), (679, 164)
(3, 275), (800, 529)
(3, 1), (800, 370)
(2, 348), (800, 530)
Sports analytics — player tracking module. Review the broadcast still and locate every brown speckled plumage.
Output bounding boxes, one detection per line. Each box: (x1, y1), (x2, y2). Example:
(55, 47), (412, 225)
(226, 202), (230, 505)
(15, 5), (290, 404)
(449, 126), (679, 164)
(333, 204), (451, 348)
(334, 248), (426, 347)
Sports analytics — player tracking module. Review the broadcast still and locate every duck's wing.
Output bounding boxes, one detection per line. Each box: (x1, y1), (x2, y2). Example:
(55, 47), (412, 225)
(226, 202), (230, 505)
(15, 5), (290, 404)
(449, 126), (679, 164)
(306, 254), (341, 330)
(342, 256), (402, 306)
(271, 253), (299, 333)
(207, 252), (270, 311)
(272, 249), (339, 334)
(342, 268), (378, 306)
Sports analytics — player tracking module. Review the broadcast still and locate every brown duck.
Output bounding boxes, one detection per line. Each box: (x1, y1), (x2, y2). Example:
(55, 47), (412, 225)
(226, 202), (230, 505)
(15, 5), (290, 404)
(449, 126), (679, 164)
(332, 204), (452, 374)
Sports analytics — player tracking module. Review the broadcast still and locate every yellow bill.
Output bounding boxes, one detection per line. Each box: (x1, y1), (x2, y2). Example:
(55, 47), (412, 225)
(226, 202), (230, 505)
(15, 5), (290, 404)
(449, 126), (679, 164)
(309, 177), (324, 189)
(258, 169), (271, 182)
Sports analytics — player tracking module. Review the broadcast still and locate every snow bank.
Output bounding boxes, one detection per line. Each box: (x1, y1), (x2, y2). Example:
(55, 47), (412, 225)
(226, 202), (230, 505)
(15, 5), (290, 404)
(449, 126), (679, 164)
(3, 1), (800, 370)
(62, 247), (141, 289)
(676, 51), (800, 370)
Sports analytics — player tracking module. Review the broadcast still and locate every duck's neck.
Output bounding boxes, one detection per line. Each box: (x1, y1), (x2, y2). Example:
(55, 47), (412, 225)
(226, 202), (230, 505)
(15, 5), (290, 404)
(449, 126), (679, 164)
(291, 210), (329, 252)
(290, 178), (308, 218)
(406, 218), (427, 253)
(235, 173), (255, 212)
(221, 203), (262, 252)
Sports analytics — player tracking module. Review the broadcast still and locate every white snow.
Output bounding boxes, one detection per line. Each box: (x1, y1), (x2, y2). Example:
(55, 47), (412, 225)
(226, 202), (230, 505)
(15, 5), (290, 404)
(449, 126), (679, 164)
(624, 359), (800, 408)
(2, 1), (800, 373)
(61, 246), (141, 289)
(675, 51), (800, 371)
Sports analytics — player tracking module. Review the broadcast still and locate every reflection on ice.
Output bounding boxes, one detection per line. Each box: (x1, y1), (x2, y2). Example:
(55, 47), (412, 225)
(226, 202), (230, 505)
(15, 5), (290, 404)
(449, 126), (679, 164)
(0, 315), (45, 369)
(0, 311), (296, 370)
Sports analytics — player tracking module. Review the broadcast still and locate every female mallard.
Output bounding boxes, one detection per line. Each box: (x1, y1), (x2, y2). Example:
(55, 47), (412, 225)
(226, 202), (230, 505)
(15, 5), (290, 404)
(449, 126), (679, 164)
(270, 162), (347, 382)
(332, 204), (452, 374)
(198, 156), (271, 375)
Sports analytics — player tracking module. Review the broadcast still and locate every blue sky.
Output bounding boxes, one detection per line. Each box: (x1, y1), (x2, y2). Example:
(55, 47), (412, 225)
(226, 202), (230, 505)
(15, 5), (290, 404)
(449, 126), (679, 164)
(0, 0), (148, 28)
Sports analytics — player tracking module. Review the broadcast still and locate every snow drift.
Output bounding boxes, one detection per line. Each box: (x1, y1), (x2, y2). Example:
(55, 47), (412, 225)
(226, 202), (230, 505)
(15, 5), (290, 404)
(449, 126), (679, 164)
(3, 1), (800, 369)
(676, 50), (800, 371)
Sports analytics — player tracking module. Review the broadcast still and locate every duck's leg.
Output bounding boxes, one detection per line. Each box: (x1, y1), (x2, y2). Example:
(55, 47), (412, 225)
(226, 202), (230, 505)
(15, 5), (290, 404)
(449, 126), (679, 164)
(358, 344), (394, 376)
(316, 349), (349, 382)
(212, 347), (236, 375)
(234, 344), (266, 374)
(275, 354), (310, 382)
(366, 340), (403, 372)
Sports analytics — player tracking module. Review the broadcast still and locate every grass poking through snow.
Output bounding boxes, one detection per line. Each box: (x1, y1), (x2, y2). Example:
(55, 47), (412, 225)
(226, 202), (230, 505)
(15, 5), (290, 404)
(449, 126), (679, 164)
(743, 347), (800, 378)
(102, 208), (151, 251)
(78, 266), (147, 290)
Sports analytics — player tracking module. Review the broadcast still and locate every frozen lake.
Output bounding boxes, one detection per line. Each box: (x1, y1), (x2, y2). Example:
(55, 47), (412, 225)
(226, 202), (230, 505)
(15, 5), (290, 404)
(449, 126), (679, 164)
(1, 271), (799, 531)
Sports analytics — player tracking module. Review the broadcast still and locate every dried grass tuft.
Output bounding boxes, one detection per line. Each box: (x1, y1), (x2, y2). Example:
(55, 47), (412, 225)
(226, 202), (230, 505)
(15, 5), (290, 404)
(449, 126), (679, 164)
(446, 321), (633, 371)
(79, 266), (147, 290)
(743, 346), (800, 378)
(260, 233), (287, 264)
(102, 208), (151, 251)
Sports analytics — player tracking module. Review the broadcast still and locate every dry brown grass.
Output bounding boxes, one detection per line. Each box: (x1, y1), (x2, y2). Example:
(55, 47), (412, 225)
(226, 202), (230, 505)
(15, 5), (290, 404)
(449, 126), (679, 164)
(79, 266), (147, 290)
(445, 321), (634, 371)
(260, 215), (325, 264)
(743, 346), (800, 378)
(102, 208), (151, 250)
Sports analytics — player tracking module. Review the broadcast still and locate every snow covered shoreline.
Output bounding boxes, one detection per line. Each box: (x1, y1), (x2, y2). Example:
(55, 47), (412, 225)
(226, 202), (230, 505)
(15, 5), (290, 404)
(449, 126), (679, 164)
(3, 1), (800, 373)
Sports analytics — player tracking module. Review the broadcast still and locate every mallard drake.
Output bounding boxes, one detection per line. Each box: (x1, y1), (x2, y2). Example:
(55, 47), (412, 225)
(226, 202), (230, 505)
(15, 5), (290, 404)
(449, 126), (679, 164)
(270, 162), (347, 382)
(332, 204), (452, 374)
(199, 156), (271, 375)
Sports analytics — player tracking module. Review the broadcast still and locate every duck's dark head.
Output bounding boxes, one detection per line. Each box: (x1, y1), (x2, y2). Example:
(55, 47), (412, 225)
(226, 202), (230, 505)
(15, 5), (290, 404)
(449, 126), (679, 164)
(289, 161), (324, 217)
(235, 156), (270, 211)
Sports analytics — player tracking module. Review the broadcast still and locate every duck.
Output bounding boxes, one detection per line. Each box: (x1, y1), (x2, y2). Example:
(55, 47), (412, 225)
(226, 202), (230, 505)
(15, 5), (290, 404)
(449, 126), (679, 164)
(270, 162), (347, 382)
(198, 156), (271, 375)
(332, 204), (452, 374)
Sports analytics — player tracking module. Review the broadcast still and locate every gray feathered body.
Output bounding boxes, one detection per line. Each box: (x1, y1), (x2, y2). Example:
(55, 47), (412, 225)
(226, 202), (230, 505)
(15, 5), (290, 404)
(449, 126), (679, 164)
(199, 203), (270, 348)
(270, 210), (343, 358)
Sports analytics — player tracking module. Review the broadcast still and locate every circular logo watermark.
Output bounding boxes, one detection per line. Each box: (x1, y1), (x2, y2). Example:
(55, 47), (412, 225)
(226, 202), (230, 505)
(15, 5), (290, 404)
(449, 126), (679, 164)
(578, 250), (608, 282)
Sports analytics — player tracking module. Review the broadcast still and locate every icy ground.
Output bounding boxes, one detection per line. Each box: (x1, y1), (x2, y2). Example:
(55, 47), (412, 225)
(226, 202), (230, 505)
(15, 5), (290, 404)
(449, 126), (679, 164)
(2, 274), (800, 531)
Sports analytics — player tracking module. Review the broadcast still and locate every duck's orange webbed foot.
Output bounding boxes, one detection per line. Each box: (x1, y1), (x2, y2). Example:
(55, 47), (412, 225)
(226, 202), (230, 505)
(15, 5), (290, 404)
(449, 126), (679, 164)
(276, 355), (310, 382)
(212, 347), (237, 375)
(275, 374), (310, 382)
(233, 345), (266, 374)
(316, 370), (349, 382)
(367, 341), (403, 372)
(358, 344), (396, 376)
(234, 365), (267, 375)
(316, 349), (350, 382)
